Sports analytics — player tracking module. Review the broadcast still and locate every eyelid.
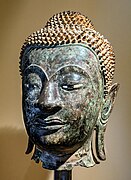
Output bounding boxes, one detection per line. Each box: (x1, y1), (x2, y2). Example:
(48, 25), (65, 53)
(24, 83), (41, 89)
(32, 83), (41, 89)
(73, 84), (83, 89)
(62, 83), (84, 91)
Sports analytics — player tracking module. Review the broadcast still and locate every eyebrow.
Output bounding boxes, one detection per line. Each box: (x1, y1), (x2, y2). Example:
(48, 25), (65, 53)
(49, 64), (89, 79)
(24, 64), (49, 81)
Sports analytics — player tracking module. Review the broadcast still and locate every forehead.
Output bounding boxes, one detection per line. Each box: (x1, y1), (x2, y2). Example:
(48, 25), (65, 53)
(28, 45), (101, 78)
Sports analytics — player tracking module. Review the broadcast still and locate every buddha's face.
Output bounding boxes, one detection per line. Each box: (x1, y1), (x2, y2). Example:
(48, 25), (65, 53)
(22, 45), (103, 154)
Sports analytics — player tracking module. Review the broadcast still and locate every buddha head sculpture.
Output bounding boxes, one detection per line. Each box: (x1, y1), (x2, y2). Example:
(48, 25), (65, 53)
(20, 11), (119, 170)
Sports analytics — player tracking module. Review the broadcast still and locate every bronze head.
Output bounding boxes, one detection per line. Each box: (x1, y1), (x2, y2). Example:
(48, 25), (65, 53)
(20, 11), (119, 170)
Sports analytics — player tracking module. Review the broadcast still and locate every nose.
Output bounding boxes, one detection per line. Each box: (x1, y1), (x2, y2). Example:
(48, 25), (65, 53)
(37, 81), (62, 114)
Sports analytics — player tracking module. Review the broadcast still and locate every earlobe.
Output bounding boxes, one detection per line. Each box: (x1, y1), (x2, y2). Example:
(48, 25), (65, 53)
(25, 138), (34, 154)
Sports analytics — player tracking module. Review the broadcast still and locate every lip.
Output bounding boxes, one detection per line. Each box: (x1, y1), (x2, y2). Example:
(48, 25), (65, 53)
(33, 118), (65, 130)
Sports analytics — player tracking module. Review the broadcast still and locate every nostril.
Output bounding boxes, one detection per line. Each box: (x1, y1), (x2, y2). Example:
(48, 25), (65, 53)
(36, 101), (62, 115)
(52, 106), (62, 113)
(43, 105), (62, 114)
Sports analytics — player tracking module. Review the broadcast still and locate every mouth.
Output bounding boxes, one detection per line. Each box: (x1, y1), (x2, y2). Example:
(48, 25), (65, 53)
(33, 118), (66, 131)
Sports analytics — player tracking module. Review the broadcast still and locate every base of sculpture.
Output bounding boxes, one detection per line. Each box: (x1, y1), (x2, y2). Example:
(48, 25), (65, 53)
(54, 170), (72, 180)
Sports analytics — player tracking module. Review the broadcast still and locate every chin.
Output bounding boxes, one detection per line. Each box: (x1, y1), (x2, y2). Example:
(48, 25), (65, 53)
(39, 132), (86, 152)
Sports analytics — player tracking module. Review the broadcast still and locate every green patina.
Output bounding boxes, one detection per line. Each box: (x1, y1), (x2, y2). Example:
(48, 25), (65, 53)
(21, 45), (119, 170)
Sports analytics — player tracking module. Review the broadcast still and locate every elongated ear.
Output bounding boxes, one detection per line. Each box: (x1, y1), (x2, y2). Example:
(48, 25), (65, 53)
(102, 83), (120, 121)
(25, 138), (34, 154)
(95, 83), (120, 161)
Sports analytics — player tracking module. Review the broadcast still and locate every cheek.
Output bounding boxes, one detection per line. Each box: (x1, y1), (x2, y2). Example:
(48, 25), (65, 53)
(60, 88), (88, 104)
(74, 90), (100, 118)
(60, 88), (89, 111)
(23, 97), (39, 123)
(61, 93), (88, 119)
